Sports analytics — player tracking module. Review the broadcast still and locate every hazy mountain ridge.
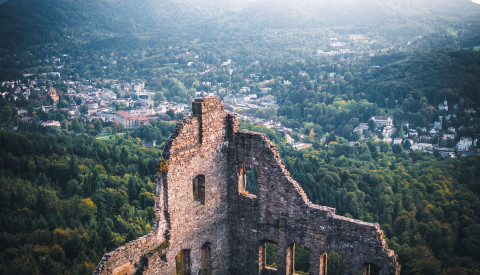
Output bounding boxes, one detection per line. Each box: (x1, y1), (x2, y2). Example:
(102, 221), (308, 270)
(0, 0), (205, 48)
(1, 0), (479, 48)
(228, 0), (480, 28)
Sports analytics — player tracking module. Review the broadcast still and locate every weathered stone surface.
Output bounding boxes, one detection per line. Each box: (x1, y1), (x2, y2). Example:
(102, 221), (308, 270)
(94, 97), (400, 275)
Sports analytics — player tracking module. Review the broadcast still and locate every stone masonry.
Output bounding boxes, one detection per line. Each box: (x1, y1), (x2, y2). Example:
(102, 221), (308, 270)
(94, 97), (400, 275)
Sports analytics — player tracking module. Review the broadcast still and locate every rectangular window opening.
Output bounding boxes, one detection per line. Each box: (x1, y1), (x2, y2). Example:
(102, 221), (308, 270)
(239, 167), (258, 196)
(259, 241), (278, 273)
(176, 249), (191, 275)
(266, 242), (278, 269)
(326, 251), (345, 275)
(193, 175), (205, 205)
(293, 244), (310, 275)
(363, 263), (380, 275)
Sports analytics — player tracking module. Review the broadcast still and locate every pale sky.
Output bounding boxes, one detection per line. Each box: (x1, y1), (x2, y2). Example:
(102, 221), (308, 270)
(472, 0), (480, 4)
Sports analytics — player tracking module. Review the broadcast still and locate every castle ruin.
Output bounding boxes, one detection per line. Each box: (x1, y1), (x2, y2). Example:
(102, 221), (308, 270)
(94, 97), (400, 275)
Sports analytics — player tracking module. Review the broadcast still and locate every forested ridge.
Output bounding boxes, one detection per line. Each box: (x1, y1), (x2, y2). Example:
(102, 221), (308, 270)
(0, 129), (168, 274)
(363, 50), (480, 106)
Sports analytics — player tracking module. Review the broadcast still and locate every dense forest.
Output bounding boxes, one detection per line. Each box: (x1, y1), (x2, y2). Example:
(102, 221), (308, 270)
(0, 128), (171, 274)
(1, 122), (479, 274)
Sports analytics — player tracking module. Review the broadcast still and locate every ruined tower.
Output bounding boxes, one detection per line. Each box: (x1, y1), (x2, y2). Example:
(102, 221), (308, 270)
(94, 97), (400, 275)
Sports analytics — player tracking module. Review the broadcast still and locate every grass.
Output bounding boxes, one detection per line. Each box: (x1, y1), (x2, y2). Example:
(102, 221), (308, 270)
(474, 46), (480, 51)
(446, 27), (458, 38)
(95, 135), (114, 140)
(96, 133), (125, 140)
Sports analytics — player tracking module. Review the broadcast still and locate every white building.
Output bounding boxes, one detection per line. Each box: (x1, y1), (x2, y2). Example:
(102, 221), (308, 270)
(411, 143), (434, 151)
(383, 126), (395, 139)
(354, 126), (366, 138)
(245, 94), (257, 101)
(438, 98), (448, 111)
(137, 92), (155, 107)
(408, 129), (418, 138)
(131, 109), (154, 116)
(240, 86), (251, 93)
(134, 82), (145, 92)
(41, 120), (61, 127)
(223, 94), (236, 104)
(99, 111), (118, 122)
(370, 116), (393, 128)
(260, 88), (272, 93)
(100, 89), (117, 101)
(457, 137), (473, 151)
(443, 133), (455, 140)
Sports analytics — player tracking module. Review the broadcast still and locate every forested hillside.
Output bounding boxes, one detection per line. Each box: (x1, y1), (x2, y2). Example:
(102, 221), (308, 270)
(363, 50), (480, 106)
(1, 0), (480, 50)
(242, 122), (480, 274)
(0, 129), (168, 274)
(0, 117), (479, 274)
(268, 49), (480, 140)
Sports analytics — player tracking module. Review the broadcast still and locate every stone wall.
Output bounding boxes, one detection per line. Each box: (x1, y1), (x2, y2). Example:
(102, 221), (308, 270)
(94, 97), (400, 275)
(227, 131), (399, 275)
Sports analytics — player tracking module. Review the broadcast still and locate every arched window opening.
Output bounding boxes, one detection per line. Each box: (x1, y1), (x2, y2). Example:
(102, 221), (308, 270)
(363, 263), (379, 275)
(239, 167), (258, 196)
(259, 240), (278, 273)
(176, 249), (191, 275)
(193, 175), (205, 205)
(326, 251), (345, 275)
(200, 242), (212, 275)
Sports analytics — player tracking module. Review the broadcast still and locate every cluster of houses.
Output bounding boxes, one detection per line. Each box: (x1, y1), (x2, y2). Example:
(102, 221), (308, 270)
(353, 98), (479, 157)
(2, 77), (190, 130)
(2, 48), (479, 157)
(223, 93), (278, 109)
(1, 78), (54, 102)
(86, 101), (188, 130)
